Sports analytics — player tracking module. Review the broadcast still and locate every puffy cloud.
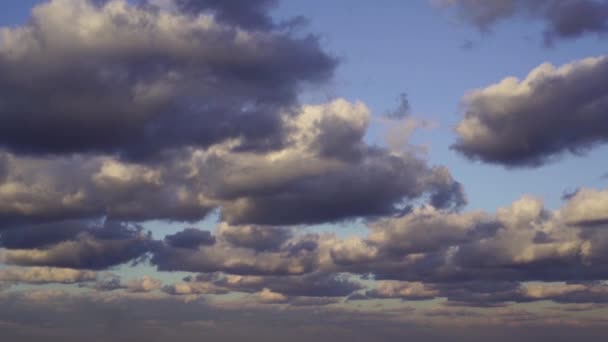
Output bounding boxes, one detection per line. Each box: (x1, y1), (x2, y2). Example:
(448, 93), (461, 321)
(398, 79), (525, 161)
(368, 205), (488, 255)
(0, 98), (464, 226)
(0, 220), (152, 269)
(162, 271), (362, 301)
(125, 276), (163, 293)
(0, 0), (336, 159)
(329, 190), (608, 290)
(199, 99), (466, 225)
(437, 0), (608, 45)
(164, 228), (216, 249)
(0, 153), (216, 224)
(217, 224), (292, 251)
(453, 56), (608, 167)
(0, 267), (97, 284)
(1, 221), (95, 249)
(559, 188), (608, 226)
(151, 237), (318, 275)
(363, 281), (439, 300)
(255, 288), (289, 304)
(162, 281), (229, 296)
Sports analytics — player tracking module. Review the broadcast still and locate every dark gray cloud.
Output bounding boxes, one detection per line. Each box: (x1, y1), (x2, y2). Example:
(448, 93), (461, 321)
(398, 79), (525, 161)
(164, 228), (216, 249)
(151, 240), (318, 276)
(439, 0), (608, 45)
(0, 98), (464, 227)
(1, 220), (153, 270)
(0, 153), (216, 225)
(0, 0), (335, 160)
(1, 221), (93, 249)
(452, 56), (608, 167)
(215, 151), (466, 225)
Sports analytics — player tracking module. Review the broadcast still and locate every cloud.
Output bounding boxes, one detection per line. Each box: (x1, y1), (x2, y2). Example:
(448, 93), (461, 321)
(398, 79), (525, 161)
(164, 228), (216, 249)
(363, 281), (439, 300)
(151, 234), (319, 275)
(0, 98), (464, 226)
(205, 99), (466, 225)
(0, 267), (97, 284)
(559, 188), (608, 226)
(328, 190), (608, 295)
(437, 0), (608, 45)
(218, 272), (363, 298)
(1, 185), (607, 308)
(0, 220), (152, 269)
(0, 0), (336, 159)
(255, 288), (289, 304)
(385, 93), (412, 119)
(154, 0), (278, 29)
(0, 153), (216, 224)
(124, 276), (163, 293)
(217, 224), (292, 251)
(452, 56), (608, 167)
(162, 281), (230, 296)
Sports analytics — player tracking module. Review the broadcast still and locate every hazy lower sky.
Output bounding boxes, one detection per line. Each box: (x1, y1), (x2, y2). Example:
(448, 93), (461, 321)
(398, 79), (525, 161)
(1, 1), (608, 341)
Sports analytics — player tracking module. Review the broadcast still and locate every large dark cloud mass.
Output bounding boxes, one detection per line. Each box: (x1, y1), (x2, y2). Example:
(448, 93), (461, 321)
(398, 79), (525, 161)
(0, 98), (465, 226)
(452, 56), (608, 167)
(0, 0), (335, 159)
(438, 0), (608, 45)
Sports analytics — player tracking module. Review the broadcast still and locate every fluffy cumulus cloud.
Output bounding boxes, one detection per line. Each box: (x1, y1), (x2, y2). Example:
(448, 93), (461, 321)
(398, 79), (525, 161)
(437, 0), (608, 45)
(195, 99), (466, 225)
(164, 228), (216, 249)
(0, 98), (465, 226)
(151, 229), (321, 275)
(2, 185), (608, 309)
(137, 187), (608, 307)
(452, 56), (608, 167)
(0, 153), (217, 224)
(0, 0), (335, 159)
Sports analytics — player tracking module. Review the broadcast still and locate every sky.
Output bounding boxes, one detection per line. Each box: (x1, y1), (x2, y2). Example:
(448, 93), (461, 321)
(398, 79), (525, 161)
(0, 0), (608, 341)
